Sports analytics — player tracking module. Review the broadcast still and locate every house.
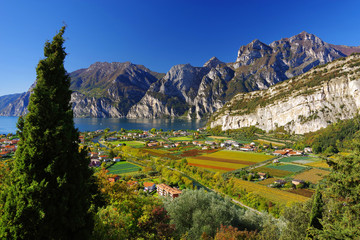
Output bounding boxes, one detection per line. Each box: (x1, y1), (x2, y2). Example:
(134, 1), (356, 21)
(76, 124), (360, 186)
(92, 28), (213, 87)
(273, 159), (279, 163)
(274, 179), (286, 186)
(89, 159), (101, 167)
(0, 151), (10, 158)
(304, 147), (313, 153)
(143, 182), (156, 192)
(113, 157), (121, 162)
(273, 150), (287, 156)
(147, 142), (158, 147)
(287, 151), (303, 156)
(174, 142), (181, 147)
(240, 146), (253, 151)
(292, 179), (305, 186)
(127, 181), (138, 188)
(157, 183), (182, 199)
(108, 175), (120, 183)
(90, 152), (98, 158)
(99, 155), (109, 161)
(205, 141), (216, 145)
(257, 172), (267, 180)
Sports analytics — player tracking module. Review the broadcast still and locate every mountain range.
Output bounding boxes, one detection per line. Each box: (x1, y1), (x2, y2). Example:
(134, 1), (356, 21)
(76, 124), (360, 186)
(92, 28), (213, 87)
(1, 31), (360, 132)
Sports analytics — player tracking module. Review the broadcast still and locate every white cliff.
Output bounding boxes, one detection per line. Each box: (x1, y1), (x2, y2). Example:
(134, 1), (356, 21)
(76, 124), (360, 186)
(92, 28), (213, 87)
(210, 54), (360, 134)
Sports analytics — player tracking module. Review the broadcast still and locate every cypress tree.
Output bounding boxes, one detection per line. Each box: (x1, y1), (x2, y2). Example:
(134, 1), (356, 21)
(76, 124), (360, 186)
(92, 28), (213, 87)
(0, 27), (94, 239)
(307, 185), (323, 238)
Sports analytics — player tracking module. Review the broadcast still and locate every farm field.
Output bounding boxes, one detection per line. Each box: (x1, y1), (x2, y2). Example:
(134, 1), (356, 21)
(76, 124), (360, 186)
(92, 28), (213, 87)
(266, 163), (307, 173)
(206, 150), (273, 163)
(207, 136), (230, 140)
(279, 156), (315, 163)
(304, 160), (330, 169)
(293, 168), (330, 184)
(257, 178), (278, 186)
(255, 139), (285, 147)
(107, 162), (142, 175)
(169, 136), (193, 141)
(232, 179), (309, 205)
(142, 149), (180, 160)
(287, 189), (315, 198)
(109, 140), (145, 148)
(186, 150), (273, 172)
(254, 167), (292, 177)
(187, 158), (247, 171)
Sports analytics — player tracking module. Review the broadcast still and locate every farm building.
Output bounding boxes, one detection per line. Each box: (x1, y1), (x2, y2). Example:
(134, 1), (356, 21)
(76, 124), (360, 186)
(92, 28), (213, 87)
(143, 182), (156, 192)
(157, 183), (182, 199)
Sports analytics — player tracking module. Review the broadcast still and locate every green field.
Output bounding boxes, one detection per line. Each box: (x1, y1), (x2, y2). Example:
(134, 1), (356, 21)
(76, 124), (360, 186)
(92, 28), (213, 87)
(169, 136), (193, 141)
(109, 140), (145, 148)
(107, 162), (142, 175)
(266, 163), (307, 173)
(254, 167), (292, 177)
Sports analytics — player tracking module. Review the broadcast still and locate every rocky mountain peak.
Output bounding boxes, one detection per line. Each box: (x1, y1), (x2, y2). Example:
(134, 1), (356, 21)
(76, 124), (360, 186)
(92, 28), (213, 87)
(287, 31), (324, 46)
(203, 56), (224, 68)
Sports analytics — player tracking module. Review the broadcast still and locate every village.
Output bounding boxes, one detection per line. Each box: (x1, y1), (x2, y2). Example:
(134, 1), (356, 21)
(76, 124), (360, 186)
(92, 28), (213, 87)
(1, 127), (324, 206)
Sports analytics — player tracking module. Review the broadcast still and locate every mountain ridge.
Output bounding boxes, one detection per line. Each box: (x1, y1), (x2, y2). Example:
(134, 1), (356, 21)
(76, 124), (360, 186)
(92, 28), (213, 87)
(0, 31), (358, 119)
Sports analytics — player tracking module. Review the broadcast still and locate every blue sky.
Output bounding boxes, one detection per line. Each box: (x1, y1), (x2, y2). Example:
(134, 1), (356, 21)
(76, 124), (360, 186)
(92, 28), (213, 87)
(1, 0), (360, 96)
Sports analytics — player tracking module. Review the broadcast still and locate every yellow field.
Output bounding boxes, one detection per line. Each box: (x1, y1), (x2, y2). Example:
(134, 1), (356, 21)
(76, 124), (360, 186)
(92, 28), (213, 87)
(232, 178), (309, 205)
(293, 168), (330, 184)
(208, 136), (229, 139)
(305, 160), (331, 169)
(255, 139), (285, 147)
(206, 150), (273, 163)
(187, 158), (247, 170)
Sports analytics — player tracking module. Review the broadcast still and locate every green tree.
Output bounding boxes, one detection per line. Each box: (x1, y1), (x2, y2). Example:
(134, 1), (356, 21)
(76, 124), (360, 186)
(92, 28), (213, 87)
(308, 185), (323, 236)
(312, 148), (360, 239)
(0, 27), (95, 239)
(164, 189), (258, 239)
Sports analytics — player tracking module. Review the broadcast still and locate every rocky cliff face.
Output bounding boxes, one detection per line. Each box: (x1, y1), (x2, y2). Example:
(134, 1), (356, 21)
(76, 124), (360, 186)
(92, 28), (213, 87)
(210, 54), (360, 134)
(127, 57), (227, 118)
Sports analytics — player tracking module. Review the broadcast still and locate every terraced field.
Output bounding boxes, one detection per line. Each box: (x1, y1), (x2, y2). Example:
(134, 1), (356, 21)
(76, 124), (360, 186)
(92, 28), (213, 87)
(107, 162), (141, 175)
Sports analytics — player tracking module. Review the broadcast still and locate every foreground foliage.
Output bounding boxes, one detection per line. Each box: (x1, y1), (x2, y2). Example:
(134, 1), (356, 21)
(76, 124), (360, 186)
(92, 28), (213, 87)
(0, 27), (95, 239)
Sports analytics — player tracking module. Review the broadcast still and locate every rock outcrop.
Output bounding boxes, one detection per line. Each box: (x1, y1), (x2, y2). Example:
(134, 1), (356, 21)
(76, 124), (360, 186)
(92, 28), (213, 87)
(210, 54), (360, 134)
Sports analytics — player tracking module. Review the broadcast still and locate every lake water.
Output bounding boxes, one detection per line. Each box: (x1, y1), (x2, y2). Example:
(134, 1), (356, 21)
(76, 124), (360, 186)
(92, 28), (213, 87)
(0, 117), (207, 134)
